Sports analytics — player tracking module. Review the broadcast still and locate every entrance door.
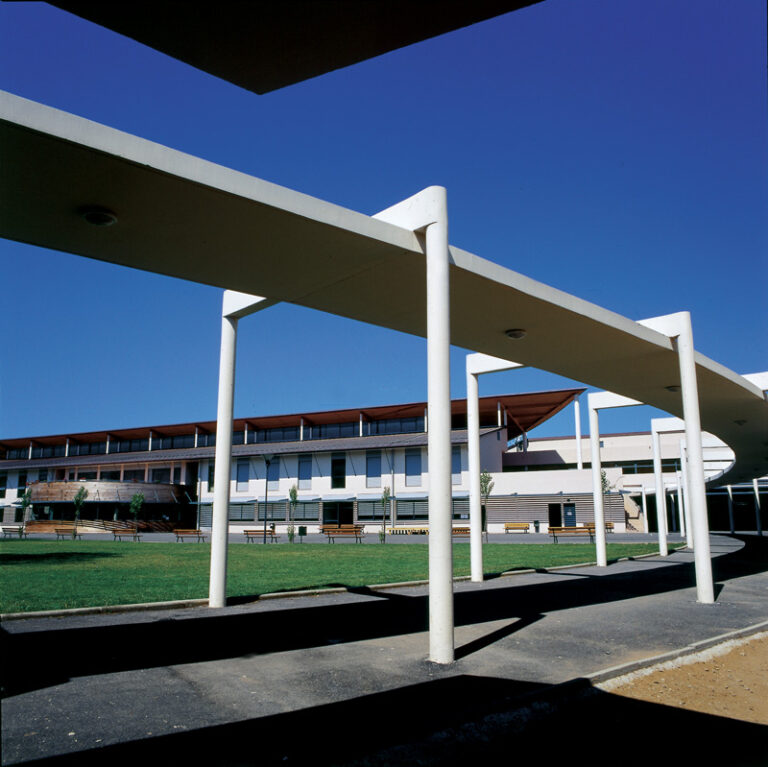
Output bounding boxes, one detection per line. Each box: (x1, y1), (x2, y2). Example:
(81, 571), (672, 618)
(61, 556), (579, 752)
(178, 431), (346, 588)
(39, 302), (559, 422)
(563, 503), (576, 527)
(548, 503), (562, 527)
(322, 502), (354, 525)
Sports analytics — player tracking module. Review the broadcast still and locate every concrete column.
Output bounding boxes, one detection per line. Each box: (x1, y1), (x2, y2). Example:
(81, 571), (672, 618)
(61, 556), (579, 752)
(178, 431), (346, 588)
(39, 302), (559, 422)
(194, 427), (199, 448)
(467, 369), (483, 582)
(496, 401), (502, 427)
(679, 443), (692, 546)
(641, 487), (649, 533)
(652, 429), (669, 556)
(119, 465), (124, 481)
(676, 472), (687, 541)
(588, 405), (607, 567)
(675, 312), (714, 603)
(209, 312), (238, 609)
(754, 479), (763, 536)
(359, 413), (364, 437)
(65, 438), (70, 457)
(727, 485), (734, 534)
(148, 431), (153, 452)
(574, 398), (583, 470)
(300, 418), (304, 441)
(425, 189), (453, 664)
(105, 435), (110, 454)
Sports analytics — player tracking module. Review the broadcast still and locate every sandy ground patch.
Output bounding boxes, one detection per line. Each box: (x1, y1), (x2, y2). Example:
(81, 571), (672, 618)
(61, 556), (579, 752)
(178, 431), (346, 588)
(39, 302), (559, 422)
(598, 632), (768, 724)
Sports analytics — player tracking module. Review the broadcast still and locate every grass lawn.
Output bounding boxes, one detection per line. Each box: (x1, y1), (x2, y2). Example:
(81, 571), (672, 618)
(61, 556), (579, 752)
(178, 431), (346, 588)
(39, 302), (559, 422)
(0, 540), (679, 613)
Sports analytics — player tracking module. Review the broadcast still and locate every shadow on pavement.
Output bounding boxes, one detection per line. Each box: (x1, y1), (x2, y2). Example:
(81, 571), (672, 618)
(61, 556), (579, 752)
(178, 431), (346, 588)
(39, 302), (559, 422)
(2, 536), (766, 699)
(11, 674), (768, 767)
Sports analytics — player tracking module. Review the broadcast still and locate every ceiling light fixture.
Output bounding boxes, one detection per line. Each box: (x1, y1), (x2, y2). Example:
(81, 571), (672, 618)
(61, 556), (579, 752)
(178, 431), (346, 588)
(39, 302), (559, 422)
(504, 328), (527, 340)
(79, 206), (118, 227)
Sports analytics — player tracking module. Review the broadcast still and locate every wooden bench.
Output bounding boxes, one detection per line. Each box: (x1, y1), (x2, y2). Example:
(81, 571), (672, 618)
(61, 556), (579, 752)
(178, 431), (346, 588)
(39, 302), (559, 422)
(56, 528), (81, 540)
(243, 528), (280, 543)
(585, 522), (615, 534)
(175, 529), (207, 543)
(548, 526), (594, 543)
(504, 522), (530, 534)
(113, 529), (143, 542)
(321, 524), (365, 543)
(2, 526), (28, 539)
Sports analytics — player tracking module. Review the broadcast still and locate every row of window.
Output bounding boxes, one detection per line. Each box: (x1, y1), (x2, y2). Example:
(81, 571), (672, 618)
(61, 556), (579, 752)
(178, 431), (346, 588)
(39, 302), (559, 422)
(3, 416), (435, 461)
(220, 447), (463, 492)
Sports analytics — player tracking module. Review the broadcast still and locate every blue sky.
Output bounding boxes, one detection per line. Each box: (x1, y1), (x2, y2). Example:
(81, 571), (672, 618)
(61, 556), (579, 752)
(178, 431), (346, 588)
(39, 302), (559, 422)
(1, 0), (766, 441)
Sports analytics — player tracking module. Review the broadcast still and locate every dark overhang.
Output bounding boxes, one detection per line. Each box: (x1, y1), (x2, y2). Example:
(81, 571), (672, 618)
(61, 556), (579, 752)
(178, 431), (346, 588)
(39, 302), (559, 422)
(49, 1), (540, 94)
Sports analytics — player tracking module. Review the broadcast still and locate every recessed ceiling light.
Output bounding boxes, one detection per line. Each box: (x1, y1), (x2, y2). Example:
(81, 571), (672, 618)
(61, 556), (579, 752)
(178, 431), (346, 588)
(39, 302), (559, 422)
(504, 328), (527, 340)
(79, 206), (117, 226)
(665, 385), (681, 393)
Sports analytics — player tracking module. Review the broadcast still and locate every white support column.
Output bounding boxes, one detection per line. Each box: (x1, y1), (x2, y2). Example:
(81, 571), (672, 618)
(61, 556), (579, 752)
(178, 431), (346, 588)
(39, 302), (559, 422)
(466, 354), (524, 584)
(588, 404), (607, 567)
(651, 428), (669, 556)
(641, 487), (649, 533)
(574, 398), (583, 470)
(754, 479), (763, 536)
(496, 401), (502, 427)
(209, 312), (238, 609)
(209, 291), (274, 610)
(642, 311), (712, 599)
(679, 442), (692, 546)
(727, 485), (734, 534)
(299, 417), (305, 441)
(467, 369), (482, 582)
(194, 427), (199, 448)
(675, 312), (714, 603)
(375, 186), (453, 664)
(424, 193), (453, 664)
(359, 412), (364, 437)
(676, 472), (686, 541)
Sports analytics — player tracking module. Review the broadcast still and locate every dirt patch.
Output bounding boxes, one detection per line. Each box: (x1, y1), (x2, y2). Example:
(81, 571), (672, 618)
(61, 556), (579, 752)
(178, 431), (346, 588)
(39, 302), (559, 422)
(598, 631), (768, 724)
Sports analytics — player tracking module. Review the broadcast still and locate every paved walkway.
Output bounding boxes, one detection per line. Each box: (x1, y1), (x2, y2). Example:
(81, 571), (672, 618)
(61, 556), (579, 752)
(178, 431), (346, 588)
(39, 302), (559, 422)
(2, 534), (767, 766)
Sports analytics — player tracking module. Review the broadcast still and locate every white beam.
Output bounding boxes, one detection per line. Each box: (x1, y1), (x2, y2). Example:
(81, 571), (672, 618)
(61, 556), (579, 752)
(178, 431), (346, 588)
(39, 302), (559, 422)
(754, 478), (763, 536)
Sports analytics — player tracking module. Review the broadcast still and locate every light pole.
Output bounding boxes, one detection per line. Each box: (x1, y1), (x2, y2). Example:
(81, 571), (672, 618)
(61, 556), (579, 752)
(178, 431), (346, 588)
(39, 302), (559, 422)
(263, 454), (274, 544)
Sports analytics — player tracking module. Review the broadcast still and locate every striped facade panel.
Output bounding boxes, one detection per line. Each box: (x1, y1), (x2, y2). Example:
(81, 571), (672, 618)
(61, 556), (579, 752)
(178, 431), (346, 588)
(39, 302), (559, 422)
(485, 493), (624, 524)
(394, 499), (429, 521)
(257, 501), (287, 521)
(357, 500), (388, 520)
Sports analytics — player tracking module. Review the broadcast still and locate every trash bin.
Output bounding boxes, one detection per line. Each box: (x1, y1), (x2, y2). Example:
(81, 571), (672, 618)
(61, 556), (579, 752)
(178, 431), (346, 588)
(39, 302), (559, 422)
(298, 526), (307, 538)
(533, 520), (540, 533)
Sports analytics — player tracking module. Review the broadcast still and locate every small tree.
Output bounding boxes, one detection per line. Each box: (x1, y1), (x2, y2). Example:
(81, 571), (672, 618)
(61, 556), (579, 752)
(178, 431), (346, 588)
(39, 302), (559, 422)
(379, 486), (391, 543)
(72, 486), (88, 539)
(129, 492), (145, 529)
(600, 469), (611, 495)
(480, 471), (494, 541)
(287, 484), (298, 543)
(17, 488), (32, 528)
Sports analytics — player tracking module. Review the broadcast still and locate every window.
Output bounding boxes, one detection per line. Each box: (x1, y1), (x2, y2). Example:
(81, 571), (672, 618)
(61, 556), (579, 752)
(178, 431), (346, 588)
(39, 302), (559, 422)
(151, 468), (171, 484)
(366, 450), (381, 488)
(298, 454), (312, 490)
(267, 457), (280, 491)
(405, 449), (421, 487)
(452, 445), (462, 485)
(236, 459), (250, 492)
(331, 453), (346, 489)
(17, 472), (27, 495)
(257, 501), (286, 521)
(208, 461), (215, 491)
(316, 422), (357, 440)
(101, 470), (120, 481)
(293, 501), (320, 520)
(0, 472), (6, 499)
(38, 469), (48, 483)
(173, 466), (181, 484)
(123, 469), (145, 482)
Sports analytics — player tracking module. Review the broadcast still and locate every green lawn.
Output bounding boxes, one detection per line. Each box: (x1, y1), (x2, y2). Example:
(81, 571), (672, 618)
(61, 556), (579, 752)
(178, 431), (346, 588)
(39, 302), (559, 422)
(0, 540), (677, 613)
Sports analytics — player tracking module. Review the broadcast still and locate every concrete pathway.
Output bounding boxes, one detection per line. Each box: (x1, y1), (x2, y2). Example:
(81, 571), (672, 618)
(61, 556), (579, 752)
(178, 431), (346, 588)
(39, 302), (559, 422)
(2, 534), (767, 766)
